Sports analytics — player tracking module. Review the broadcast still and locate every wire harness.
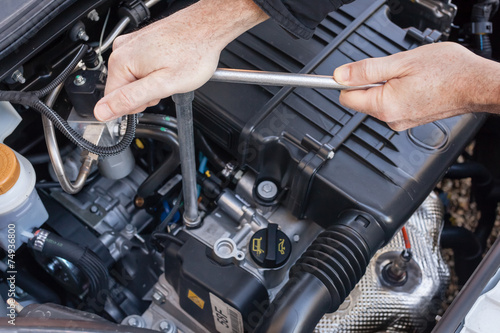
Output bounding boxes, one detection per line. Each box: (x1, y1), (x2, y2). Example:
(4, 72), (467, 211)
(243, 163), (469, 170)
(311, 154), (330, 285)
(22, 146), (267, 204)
(0, 44), (137, 157)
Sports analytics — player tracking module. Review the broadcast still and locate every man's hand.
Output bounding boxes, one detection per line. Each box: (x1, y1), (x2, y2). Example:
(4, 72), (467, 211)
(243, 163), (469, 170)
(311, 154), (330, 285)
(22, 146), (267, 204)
(334, 42), (500, 131)
(94, 0), (268, 122)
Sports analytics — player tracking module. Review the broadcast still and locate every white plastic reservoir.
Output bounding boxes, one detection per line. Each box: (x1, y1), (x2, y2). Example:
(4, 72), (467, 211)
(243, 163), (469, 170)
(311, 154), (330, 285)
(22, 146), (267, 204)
(0, 143), (48, 250)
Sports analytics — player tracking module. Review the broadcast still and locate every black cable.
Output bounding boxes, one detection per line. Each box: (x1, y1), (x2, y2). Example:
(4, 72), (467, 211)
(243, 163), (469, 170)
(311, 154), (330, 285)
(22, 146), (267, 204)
(27, 144), (73, 165)
(36, 172), (99, 189)
(32, 100), (137, 157)
(151, 232), (185, 247)
(156, 190), (183, 233)
(18, 135), (45, 155)
(0, 44), (137, 157)
(195, 129), (227, 171)
(139, 113), (178, 130)
(135, 124), (180, 197)
(34, 45), (89, 98)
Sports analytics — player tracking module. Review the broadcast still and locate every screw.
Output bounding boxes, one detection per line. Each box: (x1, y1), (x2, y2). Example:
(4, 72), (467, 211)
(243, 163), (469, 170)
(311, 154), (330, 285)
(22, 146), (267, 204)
(153, 291), (165, 304)
(11, 70), (26, 84)
(159, 321), (175, 333)
(262, 184), (272, 193)
(125, 224), (134, 233)
(87, 9), (100, 21)
(256, 181), (278, 201)
(127, 317), (139, 327)
(74, 75), (86, 86)
(293, 234), (300, 243)
(90, 205), (99, 214)
(77, 29), (89, 41)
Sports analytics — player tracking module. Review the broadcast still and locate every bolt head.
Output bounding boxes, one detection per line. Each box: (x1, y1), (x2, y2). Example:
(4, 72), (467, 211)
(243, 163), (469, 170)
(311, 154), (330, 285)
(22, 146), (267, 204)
(153, 291), (165, 303)
(127, 317), (138, 326)
(159, 321), (171, 331)
(87, 9), (100, 21)
(74, 75), (86, 86)
(256, 181), (278, 201)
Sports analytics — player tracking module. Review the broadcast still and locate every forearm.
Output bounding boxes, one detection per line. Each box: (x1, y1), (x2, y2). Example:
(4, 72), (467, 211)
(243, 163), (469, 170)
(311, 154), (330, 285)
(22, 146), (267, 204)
(152, 0), (269, 51)
(468, 56), (500, 115)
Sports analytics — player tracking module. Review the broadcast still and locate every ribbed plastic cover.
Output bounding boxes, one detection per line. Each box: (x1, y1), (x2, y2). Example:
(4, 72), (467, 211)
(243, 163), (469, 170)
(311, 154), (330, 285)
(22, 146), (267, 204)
(195, 0), (485, 239)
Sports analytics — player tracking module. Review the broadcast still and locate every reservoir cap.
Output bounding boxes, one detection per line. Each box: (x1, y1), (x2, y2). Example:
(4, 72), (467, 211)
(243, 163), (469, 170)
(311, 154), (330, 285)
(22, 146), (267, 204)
(0, 143), (20, 194)
(249, 223), (291, 268)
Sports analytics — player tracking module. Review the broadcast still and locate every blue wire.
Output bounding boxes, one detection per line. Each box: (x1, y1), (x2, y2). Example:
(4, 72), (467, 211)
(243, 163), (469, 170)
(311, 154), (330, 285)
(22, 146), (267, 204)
(480, 34), (484, 51)
(197, 155), (208, 198)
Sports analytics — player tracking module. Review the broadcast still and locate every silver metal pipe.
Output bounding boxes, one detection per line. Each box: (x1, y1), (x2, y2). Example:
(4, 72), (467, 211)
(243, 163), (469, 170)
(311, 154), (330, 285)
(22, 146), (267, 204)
(211, 68), (383, 90)
(172, 92), (201, 228)
(99, 0), (163, 53)
(100, 17), (130, 53)
(42, 84), (93, 194)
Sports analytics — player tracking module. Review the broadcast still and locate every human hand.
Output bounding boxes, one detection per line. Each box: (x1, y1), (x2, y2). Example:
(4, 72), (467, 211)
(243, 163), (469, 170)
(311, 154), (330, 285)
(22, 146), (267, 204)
(334, 42), (499, 131)
(94, 0), (268, 122)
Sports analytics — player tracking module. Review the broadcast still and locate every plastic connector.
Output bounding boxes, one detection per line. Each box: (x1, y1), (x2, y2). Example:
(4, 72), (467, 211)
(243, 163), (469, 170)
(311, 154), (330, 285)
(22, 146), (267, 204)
(118, 0), (150, 28)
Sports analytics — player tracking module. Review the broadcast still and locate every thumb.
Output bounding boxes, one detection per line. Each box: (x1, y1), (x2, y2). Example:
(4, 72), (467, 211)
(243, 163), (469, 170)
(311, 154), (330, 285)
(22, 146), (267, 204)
(334, 54), (401, 86)
(94, 74), (170, 121)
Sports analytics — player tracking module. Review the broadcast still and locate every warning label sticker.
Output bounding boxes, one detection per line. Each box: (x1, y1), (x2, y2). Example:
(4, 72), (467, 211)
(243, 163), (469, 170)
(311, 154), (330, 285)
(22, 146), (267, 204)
(209, 293), (243, 333)
(187, 289), (205, 309)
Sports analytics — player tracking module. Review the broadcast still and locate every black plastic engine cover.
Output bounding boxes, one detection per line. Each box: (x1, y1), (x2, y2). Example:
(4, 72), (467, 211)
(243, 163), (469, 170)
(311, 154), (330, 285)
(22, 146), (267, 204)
(194, 0), (485, 243)
(164, 234), (269, 332)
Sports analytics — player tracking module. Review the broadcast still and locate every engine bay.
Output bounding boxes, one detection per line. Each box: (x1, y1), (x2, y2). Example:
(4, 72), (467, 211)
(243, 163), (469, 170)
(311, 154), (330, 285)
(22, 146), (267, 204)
(0, 0), (499, 332)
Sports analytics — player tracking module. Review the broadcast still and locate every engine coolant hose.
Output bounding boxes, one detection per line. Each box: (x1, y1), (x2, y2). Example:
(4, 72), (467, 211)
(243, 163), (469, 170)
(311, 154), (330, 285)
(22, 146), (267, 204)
(28, 229), (109, 312)
(255, 211), (385, 333)
(0, 44), (137, 157)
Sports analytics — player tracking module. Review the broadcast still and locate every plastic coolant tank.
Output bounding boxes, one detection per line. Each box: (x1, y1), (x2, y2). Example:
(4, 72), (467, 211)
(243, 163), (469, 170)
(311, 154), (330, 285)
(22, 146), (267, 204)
(0, 143), (48, 250)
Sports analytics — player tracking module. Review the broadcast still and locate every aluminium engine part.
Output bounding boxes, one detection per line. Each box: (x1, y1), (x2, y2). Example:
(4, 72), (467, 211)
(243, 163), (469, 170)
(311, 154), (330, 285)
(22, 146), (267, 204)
(139, 192), (449, 333)
(50, 165), (152, 236)
(315, 192), (450, 333)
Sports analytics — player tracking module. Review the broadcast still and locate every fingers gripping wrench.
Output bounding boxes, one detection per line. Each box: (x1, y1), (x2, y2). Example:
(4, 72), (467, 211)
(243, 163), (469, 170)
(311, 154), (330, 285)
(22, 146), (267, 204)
(173, 68), (381, 228)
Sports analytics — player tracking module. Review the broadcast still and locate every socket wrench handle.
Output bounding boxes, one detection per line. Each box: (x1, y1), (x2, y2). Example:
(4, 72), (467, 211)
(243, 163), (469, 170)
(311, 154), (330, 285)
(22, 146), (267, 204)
(211, 68), (383, 90)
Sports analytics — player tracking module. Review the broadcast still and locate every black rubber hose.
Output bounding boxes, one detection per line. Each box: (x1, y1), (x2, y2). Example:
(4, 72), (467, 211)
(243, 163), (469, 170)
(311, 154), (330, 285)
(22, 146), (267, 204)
(0, 269), (60, 304)
(254, 273), (331, 333)
(28, 229), (109, 312)
(441, 226), (482, 260)
(195, 129), (227, 171)
(446, 161), (493, 187)
(255, 211), (384, 333)
(27, 145), (73, 165)
(135, 124), (180, 197)
(139, 113), (178, 129)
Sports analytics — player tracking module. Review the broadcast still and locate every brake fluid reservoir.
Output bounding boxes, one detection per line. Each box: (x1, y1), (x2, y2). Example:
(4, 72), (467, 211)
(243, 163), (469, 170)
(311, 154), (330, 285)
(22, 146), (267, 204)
(0, 143), (48, 250)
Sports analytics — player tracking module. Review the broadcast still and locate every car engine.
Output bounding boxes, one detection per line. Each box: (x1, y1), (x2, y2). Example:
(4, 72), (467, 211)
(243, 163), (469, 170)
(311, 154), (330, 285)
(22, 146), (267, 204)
(0, 0), (499, 332)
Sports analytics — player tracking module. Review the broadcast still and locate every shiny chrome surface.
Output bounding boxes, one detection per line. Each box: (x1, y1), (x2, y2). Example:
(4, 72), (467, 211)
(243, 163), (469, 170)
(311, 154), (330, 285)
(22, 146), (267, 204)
(211, 68), (383, 90)
(316, 192), (450, 333)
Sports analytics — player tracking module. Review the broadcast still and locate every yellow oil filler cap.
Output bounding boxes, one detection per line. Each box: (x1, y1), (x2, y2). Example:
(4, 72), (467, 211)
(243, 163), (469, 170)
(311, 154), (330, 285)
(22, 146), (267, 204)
(0, 143), (20, 195)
